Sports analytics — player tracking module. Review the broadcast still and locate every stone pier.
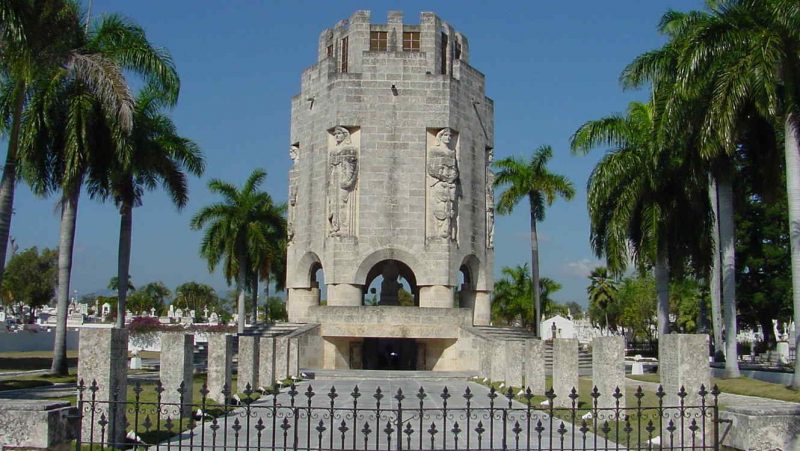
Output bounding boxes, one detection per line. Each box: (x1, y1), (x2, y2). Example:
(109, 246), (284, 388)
(77, 328), (128, 446)
(160, 332), (194, 417)
(503, 340), (525, 387)
(288, 337), (300, 378)
(552, 338), (579, 408)
(237, 336), (259, 392)
(207, 333), (234, 404)
(592, 336), (625, 410)
(275, 336), (289, 382)
(525, 339), (545, 395)
(659, 334), (711, 446)
(259, 336), (276, 388)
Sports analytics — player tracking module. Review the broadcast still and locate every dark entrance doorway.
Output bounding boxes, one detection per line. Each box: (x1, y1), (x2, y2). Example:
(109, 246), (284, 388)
(362, 338), (417, 370)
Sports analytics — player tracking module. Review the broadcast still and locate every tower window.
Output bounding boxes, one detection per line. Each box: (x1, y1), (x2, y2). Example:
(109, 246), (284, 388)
(440, 32), (448, 75)
(402, 32), (420, 52)
(326, 44), (333, 58)
(455, 42), (462, 60)
(341, 36), (349, 72)
(370, 31), (388, 51)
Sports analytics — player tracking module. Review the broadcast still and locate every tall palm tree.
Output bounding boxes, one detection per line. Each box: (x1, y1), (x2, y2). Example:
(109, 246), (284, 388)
(571, 101), (712, 338)
(491, 263), (532, 327)
(668, 0), (800, 388)
(104, 86), (203, 327)
(20, 11), (179, 375)
(587, 267), (618, 333)
(247, 202), (286, 323)
(191, 169), (283, 334)
(493, 146), (575, 337)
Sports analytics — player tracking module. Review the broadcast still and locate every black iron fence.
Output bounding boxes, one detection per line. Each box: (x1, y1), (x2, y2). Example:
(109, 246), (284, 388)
(74, 379), (721, 450)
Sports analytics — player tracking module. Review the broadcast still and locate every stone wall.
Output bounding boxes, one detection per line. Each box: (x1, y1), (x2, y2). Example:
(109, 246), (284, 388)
(305, 305), (471, 338)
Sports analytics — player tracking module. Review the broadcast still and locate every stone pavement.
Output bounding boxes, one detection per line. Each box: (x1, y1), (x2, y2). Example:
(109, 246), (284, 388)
(154, 377), (612, 450)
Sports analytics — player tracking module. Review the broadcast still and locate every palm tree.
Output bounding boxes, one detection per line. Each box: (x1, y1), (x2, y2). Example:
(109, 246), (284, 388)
(21, 12), (180, 375)
(667, 0), (800, 388)
(491, 263), (532, 327)
(104, 86), (203, 328)
(587, 267), (618, 333)
(191, 169), (283, 334)
(247, 202), (286, 323)
(0, 0), (83, 290)
(493, 146), (574, 337)
(108, 275), (135, 292)
(571, 101), (712, 338)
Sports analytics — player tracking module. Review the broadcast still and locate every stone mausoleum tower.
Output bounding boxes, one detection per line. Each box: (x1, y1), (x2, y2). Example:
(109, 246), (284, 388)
(285, 11), (496, 371)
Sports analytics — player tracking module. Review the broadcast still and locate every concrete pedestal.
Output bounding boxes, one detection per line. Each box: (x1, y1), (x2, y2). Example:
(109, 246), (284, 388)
(525, 339), (545, 395)
(275, 336), (289, 382)
(237, 336), (259, 393)
(659, 334), (711, 446)
(160, 333), (194, 418)
(592, 336), (625, 410)
(327, 284), (363, 306)
(419, 285), (453, 308)
(258, 336), (276, 388)
(288, 337), (300, 378)
(77, 328), (128, 446)
(489, 339), (506, 381)
(287, 287), (320, 322)
(473, 291), (491, 326)
(503, 340), (525, 387)
(552, 338), (578, 408)
(207, 334), (234, 404)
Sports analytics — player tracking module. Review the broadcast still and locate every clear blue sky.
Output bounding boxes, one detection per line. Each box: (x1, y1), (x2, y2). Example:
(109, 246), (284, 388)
(6, 0), (702, 306)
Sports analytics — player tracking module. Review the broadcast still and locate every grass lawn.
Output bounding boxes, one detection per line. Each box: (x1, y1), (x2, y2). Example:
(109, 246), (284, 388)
(628, 374), (800, 403)
(0, 350), (78, 371)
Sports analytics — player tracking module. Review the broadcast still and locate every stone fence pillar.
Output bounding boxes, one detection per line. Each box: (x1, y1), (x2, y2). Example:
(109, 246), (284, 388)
(237, 335), (259, 393)
(473, 291), (491, 326)
(503, 340), (525, 387)
(275, 336), (289, 382)
(525, 339), (545, 395)
(160, 332), (194, 418)
(592, 336), (625, 410)
(659, 334), (711, 447)
(258, 336), (276, 388)
(207, 333), (234, 404)
(552, 338), (579, 408)
(77, 328), (128, 446)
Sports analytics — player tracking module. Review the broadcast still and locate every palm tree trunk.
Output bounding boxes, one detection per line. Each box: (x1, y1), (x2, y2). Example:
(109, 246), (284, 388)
(708, 175), (724, 360)
(250, 272), (258, 326)
(529, 197), (541, 337)
(654, 237), (670, 337)
(783, 112), (800, 389)
(717, 169), (740, 378)
(0, 81), (26, 290)
(115, 201), (133, 328)
(264, 272), (271, 321)
(50, 188), (80, 375)
(236, 256), (247, 335)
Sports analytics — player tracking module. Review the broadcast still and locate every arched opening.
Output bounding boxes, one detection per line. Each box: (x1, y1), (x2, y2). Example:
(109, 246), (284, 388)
(457, 263), (476, 309)
(362, 259), (418, 306)
(310, 262), (327, 304)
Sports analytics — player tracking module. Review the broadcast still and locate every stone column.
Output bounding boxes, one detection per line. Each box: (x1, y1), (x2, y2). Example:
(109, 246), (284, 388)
(207, 333), (234, 404)
(237, 335), (259, 393)
(659, 334), (711, 447)
(552, 338), (579, 408)
(326, 283), (362, 306)
(160, 333), (194, 418)
(489, 339), (506, 381)
(592, 336), (625, 410)
(275, 336), (289, 382)
(287, 287), (319, 322)
(78, 328), (128, 446)
(503, 340), (525, 387)
(525, 339), (545, 395)
(288, 337), (300, 378)
(419, 285), (453, 308)
(473, 291), (491, 326)
(258, 336), (276, 388)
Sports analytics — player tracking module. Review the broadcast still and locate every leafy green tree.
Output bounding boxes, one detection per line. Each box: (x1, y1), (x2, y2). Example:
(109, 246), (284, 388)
(191, 169), (280, 333)
(246, 199), (286, 324)
(174, 282), (218, 314)
(587, 267), (619, 332)
(493, 146), (575, 336)
(104, 85), (203, 327)
(125, 281), (170, 316)
(266, 296), (287, 322)
(564, 301), (584, 320)
(669, 278), (705, 333)
(617, 274), (657, 341)
(108, 275), (135, 292)
(491, 264), (533, 327)
(1, 247), (57, 323)
(540, 277), (566, 318)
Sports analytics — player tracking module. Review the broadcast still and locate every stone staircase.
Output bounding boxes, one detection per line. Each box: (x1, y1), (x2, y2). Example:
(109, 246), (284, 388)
(242, 321), (308, 337)
(470, 326), (592, 375)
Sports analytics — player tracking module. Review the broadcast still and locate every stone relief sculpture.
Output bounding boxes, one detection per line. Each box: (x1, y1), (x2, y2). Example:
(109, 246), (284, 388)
(287, 144), (299, 242)
(486, 147), (495, 248)
(427, 127), (459, 241)
(328, 126), (358, 236)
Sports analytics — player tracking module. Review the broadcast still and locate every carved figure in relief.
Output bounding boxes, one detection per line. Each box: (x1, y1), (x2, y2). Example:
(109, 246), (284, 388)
(486, 147), (495, 248)
(288, 145), (299, 241)
(427, 128), (459, 240)
(328, 126), (358, 236)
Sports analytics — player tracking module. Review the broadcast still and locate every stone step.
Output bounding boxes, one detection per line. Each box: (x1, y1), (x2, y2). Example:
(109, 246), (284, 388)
(303, 369), (479, 381)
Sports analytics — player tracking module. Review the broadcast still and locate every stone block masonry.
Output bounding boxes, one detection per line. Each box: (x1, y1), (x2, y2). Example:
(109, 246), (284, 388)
(552, 338), (578, 408)
(0, 400), (76, 450)
(591, 336), (625, 410)
(524, 339), (545, 395)
(77, 328), (128, 445)
(259, 336), (276, 388)
(503, 340), (525, 388)
(275, 336), (289, 381)
(160, 332), (194, 417)
(207, 333), (234, 404)
(237, 335), (259, 392)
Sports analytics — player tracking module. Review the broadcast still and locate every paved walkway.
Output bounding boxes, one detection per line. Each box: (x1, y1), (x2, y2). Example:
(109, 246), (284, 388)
(153, 378), (611, 450)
